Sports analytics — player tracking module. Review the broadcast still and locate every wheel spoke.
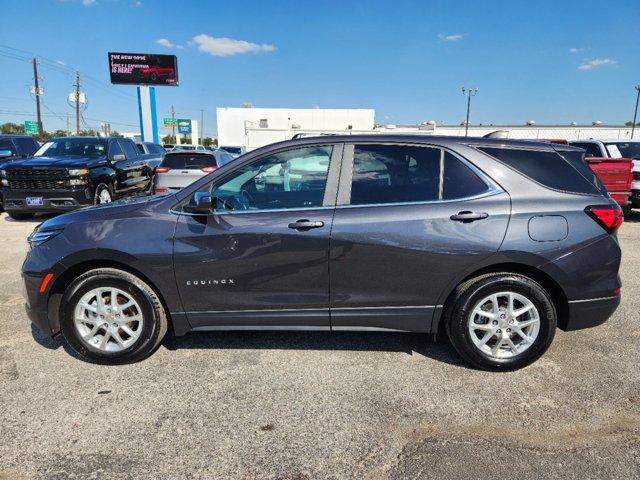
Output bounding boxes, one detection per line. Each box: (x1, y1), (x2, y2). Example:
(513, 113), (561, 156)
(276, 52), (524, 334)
(477, 331), (494, 347)
(473, 309), (496, 321)
(111, 330), (126, 347)
(507, 293), (514, 316)
(514, 327), (530, 342)
(491, 337), (504, 356)
(490, 295), (499, 315)
(505, 336), (519, 354)
(84, 323), (101, 339)
(517, 318), (539, 329)
(120, 324), (136, 338)
(99, 331), (111, 350)
(79, 301), (98, 314)
(513, 304), (534, 318)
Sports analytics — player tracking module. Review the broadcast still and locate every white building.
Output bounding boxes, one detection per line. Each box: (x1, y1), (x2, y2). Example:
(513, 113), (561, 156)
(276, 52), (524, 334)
(216, 107), (375, 150)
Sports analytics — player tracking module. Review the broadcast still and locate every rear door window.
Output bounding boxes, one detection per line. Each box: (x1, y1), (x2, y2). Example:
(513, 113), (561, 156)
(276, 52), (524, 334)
(120, 140), (141, 160)
(571, 142), (603, 158)
(161, 153), (218, 169)
(14, 138), (39, 156)
(477, 146), (600, 195)
(349, 144), (490, 205)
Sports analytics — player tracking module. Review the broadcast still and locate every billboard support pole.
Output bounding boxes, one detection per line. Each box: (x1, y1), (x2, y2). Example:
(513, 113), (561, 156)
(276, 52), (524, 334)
(137, 85), (159, 143)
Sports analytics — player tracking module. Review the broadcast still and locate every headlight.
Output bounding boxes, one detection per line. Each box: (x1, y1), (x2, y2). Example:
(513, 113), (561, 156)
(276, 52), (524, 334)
(68, 168), (89, 176)
(1, 179), (7, 187)
(0, 169), (6, 177)
(66, 178), (89, 186)
(27, 228), (63, 249)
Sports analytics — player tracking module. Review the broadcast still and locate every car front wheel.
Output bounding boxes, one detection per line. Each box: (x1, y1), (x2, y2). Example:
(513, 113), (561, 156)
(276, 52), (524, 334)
(60, 268), (168, 364)
(445, 273), (557, 371)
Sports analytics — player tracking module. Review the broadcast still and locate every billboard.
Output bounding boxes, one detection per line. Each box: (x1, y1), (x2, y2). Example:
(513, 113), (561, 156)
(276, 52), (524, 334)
(177, 119), (192, 134)
(108, 52), (178, 86)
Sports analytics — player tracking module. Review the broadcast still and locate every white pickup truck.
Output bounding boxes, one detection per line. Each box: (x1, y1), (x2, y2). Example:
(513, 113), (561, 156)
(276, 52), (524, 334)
(569, 139), (640, 209)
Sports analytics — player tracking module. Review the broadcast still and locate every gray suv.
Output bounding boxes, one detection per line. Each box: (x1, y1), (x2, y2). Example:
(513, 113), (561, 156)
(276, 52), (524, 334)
(22, 135), (622, 370)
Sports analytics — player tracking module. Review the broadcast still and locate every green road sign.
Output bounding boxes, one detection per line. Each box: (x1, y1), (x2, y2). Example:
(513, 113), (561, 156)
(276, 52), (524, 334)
(24, 121), (38, 135)
(163, 118), (177, 127)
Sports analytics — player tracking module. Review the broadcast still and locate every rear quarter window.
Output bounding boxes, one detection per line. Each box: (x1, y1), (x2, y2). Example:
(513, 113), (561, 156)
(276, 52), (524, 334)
(477, 146), (600, 195)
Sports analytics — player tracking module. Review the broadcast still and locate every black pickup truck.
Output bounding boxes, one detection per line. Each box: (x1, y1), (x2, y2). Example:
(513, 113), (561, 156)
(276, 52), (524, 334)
(0, 136), (152, 220)
(0, 135), (41, 212)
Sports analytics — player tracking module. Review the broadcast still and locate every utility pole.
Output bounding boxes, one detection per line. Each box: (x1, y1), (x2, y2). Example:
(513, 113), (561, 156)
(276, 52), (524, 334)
(66, 114), (70, 135)
(32, 58), (43, 137)
(461, 87), (479, 137)
(632, 85), (640, 140)
(74, 71), (81, 135)
(170, 105), (176, 141)
(200, 109), (204, 145)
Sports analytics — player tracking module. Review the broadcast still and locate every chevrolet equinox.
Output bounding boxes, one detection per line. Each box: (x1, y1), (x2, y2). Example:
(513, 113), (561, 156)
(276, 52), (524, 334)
(22, 135), (622, 370)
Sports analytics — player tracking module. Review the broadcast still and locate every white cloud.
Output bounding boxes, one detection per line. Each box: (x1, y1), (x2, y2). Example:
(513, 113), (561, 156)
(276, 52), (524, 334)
(569, 47), (585, 53)
(82, 0), (95, 5)
(156, 38), (183, 49)
(192, 34), (277, 57)
(438, 33), (465, 42)
(578, 58), (617, 70)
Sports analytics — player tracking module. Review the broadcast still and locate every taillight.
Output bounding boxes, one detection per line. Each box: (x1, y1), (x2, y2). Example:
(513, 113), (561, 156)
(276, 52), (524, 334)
(154, 187), (168, 194)
(155, 166), (170, 174)
(585, 204), (624, 233)
(201, 166), (218, 173)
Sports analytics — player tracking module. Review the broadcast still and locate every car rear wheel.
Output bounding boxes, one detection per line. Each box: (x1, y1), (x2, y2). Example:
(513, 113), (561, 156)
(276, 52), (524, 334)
(94, 183), (113, 205)
(7, 211), (35, 221)
(60, 268), (168, 364)
(445, 273), (557, 371)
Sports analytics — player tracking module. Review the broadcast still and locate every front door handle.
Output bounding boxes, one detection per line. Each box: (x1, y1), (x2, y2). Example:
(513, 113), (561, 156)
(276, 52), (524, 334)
(288, 219), (325, 230)
(450, 211), (489, 222)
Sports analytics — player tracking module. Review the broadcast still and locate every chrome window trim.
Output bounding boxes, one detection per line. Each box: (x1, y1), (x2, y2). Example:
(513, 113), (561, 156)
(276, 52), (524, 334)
(568, 295), (620, 303)
(340, 142), (502, 207)
(332, 188), (504, 210)
(170, 205), (335, 217)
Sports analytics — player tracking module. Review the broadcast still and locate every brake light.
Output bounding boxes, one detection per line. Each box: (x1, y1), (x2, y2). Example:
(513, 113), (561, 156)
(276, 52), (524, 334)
(155, 166), (170, 174)
(585, 204), (624, 233)
(201, 166), (218, 173)
(154, 187), (168, 194)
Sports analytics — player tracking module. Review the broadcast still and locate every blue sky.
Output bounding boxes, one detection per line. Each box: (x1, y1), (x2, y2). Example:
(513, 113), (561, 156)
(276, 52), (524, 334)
(0, 0), (639, 136)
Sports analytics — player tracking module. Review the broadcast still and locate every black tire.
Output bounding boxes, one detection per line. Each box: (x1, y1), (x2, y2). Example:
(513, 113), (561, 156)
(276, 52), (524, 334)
(445, 273), (557, 371)
(60, 268), (168, 364)
(7, 211), (35, 221)
(622, 205), (632, 217)
(94, 183), (113, 205)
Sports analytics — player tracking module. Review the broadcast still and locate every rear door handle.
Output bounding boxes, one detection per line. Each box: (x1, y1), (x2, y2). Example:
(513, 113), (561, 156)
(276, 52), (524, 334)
(450, 211), (489, 222)
(288, 219), (325, 230)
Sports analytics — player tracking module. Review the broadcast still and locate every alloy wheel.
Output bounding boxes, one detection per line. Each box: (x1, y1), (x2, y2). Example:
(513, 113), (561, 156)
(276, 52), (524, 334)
(467, 291), (540, 359)
(73, 287), (144, 352)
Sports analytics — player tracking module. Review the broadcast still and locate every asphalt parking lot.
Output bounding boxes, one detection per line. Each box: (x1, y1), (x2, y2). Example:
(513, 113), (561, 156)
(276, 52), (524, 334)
(0, 211), (639, 480)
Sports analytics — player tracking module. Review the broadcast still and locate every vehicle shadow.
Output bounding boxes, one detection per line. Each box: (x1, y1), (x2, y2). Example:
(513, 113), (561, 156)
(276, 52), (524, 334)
(162, 330), (466, 368)
(32, 323), (466, 367)
(624, 209), (640, 223)
(2, 213), (57, 223)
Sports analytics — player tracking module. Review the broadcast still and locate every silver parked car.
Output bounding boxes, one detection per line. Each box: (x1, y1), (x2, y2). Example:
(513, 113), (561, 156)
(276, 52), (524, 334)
(154, 149), (234, 194)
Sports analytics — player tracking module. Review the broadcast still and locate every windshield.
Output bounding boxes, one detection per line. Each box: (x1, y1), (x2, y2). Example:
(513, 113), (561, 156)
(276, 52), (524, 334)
(35, 139), (107, 157)
(606, 142), (640, 159)
(221, 146), (242, 154)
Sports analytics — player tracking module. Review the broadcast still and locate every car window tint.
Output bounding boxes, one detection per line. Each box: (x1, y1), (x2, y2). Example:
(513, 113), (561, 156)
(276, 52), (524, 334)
(162, 154), (217, 169)
(350, 145), (441, 205)
(210, 145), (332, 211)
(0, 139), (16, 154)
(136, 144), (145, 154)
(558, 150), (604, 193)
(571, 142), (602, 158)
(442, 151), (490, 200)
(14, 138), (39, 156)
(478, 146), (600, 195)
(108, 140), (124, 158)
(121, 140), (140, 160)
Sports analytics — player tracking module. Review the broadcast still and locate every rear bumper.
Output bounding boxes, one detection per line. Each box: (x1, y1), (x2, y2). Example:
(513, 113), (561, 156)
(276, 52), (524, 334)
(609, 191), (630, 207)
(563, 295), (620, 331)
(3, 187), (94, 213)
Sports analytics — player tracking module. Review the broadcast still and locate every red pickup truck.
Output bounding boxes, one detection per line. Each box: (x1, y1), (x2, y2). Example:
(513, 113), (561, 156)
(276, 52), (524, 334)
(547, 139), (633, 215)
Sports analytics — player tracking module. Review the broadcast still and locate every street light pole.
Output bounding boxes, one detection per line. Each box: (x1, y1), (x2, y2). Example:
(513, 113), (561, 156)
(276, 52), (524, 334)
(461, 87), (478, 137)
(632, 85), (640, 140)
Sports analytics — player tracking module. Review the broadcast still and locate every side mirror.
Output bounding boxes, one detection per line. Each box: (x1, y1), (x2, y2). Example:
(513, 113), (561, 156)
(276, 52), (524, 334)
(112, 154), (126, 162)
(184, 191), (214, 215)
(0, 149), (13, 159)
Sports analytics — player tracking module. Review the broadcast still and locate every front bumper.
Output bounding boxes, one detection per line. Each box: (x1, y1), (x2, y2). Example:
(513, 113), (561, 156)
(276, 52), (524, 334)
(3, 187), (94, 213)
(563, 295), (620, 331)
(22, 272), (57, 336)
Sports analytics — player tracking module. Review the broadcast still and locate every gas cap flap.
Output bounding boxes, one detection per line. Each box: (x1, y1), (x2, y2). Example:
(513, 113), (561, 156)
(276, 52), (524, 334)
(528, 215), (568, 242)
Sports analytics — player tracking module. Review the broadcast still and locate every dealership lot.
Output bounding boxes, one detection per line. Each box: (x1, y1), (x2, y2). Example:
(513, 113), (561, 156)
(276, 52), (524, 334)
(0, 212), (638, 479)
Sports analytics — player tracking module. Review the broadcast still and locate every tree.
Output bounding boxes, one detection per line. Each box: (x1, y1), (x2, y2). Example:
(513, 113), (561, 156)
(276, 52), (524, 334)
(625, 121), (640, 126)
(202, 137), (217, 147)
(0, 122), (25, 135)
(162, 134), (176, 144)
